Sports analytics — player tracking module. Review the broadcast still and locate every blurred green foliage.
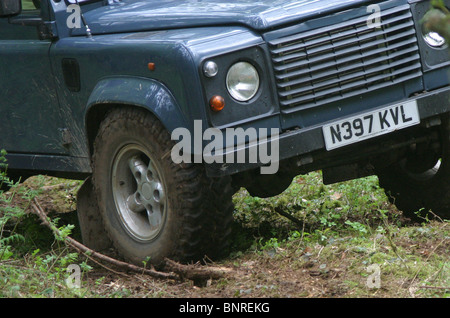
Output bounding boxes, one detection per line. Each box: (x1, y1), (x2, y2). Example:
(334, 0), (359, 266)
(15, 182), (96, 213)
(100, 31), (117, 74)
(423, 0), (450, 43)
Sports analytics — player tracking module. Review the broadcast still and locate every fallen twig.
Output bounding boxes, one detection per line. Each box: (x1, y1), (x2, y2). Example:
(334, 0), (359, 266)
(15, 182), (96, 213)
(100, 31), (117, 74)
(418, 285), (450, 290)
(41, 183), (80, 192)
(273, 206), (305, 228)
(164, 258), (231, 286)
(30, 198), (178, 281)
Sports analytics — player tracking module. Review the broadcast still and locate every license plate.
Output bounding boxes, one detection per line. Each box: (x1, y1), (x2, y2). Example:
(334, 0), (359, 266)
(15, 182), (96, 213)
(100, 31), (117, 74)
(322, 100), (420, 151)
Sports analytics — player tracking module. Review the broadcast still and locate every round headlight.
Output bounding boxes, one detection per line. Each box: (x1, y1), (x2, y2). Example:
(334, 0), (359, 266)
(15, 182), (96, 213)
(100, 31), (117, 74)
(423, 31), (446, 48)
(226, 62), (260, 102)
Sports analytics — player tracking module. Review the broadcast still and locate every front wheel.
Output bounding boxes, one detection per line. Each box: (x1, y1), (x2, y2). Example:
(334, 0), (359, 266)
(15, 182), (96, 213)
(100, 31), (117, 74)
(377, 117), (450, 220)
(92, 108), (234, 266)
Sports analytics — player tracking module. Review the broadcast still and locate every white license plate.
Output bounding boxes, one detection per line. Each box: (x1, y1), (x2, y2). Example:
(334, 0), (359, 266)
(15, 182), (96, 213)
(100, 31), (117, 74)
(322, 100), (420, 151)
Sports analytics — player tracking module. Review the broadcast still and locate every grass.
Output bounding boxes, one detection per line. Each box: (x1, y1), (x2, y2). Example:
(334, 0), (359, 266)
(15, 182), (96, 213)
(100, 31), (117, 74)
(0, 167), (448, 298)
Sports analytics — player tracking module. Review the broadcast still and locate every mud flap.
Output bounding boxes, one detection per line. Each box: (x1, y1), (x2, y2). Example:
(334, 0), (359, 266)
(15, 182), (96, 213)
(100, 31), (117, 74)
(76, 176), (112, 251)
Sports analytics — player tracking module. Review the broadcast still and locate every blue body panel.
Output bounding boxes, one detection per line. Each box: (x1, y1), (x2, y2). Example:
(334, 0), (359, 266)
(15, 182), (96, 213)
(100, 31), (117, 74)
(86, 77), (186, 132)
(70, 0), (376, 35)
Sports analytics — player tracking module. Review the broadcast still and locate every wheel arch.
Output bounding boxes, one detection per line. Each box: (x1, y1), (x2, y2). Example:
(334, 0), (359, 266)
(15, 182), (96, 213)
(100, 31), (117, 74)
(85, 76), (189, 156)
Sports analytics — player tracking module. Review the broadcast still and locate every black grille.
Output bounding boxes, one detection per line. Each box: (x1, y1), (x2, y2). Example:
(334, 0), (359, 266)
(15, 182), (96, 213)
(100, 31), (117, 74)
(268, 5), (422, 113)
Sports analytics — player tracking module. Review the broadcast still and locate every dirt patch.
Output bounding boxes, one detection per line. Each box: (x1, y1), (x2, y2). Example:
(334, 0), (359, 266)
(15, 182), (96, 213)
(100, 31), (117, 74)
(78, 232), (448, 299)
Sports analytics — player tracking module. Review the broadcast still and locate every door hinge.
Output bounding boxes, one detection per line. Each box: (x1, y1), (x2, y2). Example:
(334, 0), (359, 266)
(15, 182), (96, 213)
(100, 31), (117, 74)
(43, 21), (58, 39)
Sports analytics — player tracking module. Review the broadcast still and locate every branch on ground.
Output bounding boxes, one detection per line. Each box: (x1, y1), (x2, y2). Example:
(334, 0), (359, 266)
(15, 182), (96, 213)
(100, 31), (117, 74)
(30, 197), (229, 284)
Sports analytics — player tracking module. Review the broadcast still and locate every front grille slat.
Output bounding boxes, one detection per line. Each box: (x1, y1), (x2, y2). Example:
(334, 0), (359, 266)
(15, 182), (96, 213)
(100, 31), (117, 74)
(277, 48), (419, 88)
(268, 4), (422, 113)
(275, 35), (418, 80)
(281, 72), (423, 114)
(274, 25), (416, 72)
(269, 4), (411, 47)
(274, 28), (416, 74)
(279, 62), (422, 107)
(278, 55), (421, 98)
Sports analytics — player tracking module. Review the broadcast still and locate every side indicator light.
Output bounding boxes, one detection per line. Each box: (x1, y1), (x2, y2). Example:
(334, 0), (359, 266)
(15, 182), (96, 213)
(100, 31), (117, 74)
(209, 95), (225, 112)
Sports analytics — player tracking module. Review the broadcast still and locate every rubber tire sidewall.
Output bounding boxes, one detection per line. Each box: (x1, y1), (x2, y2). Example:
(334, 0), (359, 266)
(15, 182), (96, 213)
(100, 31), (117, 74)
(377, 115), (450, 220)
(93, 110), (185, 266)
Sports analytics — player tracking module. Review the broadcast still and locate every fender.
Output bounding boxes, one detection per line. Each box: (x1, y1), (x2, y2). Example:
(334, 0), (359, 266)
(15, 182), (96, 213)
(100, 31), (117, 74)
(86, 76), (188, 131)
(85, 76), (193, 156)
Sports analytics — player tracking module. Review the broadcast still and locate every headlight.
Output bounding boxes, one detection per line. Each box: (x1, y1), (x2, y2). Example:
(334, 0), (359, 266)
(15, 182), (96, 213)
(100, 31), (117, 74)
(226, 62), (260, 102)
(423, 31), (446, 48)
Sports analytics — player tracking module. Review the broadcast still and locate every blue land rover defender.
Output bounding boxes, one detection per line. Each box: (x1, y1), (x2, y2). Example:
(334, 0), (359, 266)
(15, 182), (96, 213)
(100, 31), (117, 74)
(0, 0), (449, 266)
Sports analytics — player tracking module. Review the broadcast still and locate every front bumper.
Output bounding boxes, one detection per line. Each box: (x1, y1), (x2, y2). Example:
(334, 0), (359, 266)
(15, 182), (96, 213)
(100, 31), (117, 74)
(204, 85), (450, 177)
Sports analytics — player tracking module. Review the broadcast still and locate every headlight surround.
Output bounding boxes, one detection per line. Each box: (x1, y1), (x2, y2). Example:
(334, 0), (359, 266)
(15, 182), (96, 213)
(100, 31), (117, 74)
(226, 61), (260, 102)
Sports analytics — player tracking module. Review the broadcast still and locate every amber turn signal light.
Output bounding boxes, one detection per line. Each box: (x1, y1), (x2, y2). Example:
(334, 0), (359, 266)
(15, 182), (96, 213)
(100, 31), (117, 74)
(209, 95), (225, 112)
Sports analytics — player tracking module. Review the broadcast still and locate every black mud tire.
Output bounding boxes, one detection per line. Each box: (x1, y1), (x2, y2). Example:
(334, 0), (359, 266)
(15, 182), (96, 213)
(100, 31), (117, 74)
(92, 108), (234, 266)
(377, 116), (450, 220)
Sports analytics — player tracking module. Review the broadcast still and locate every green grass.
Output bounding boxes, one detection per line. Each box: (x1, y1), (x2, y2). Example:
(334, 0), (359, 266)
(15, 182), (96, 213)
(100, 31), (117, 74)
(21, 0), (38, 11)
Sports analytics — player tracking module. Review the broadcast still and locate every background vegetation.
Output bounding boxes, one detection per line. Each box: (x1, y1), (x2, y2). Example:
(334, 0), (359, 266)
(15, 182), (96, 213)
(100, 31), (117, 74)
(424, 0), (450, 43)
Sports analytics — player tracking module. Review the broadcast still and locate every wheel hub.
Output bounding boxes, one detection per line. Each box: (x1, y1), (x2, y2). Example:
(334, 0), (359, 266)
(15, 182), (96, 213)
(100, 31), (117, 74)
(112, 145), (167, 241)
